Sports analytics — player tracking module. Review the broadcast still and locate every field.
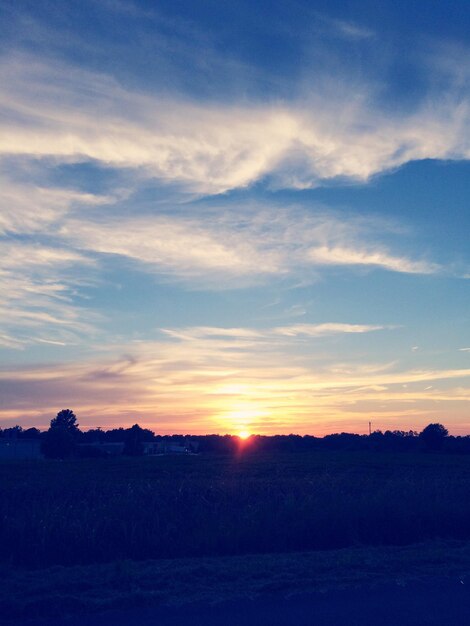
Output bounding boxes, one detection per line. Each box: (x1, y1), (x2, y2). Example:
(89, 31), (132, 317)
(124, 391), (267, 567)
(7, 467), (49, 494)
(3, 450), (470, 569)
(5, 541), (470, 622)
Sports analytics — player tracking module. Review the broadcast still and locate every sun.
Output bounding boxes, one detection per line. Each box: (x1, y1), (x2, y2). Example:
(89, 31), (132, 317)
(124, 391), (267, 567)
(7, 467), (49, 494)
(238, 430), (251, 440)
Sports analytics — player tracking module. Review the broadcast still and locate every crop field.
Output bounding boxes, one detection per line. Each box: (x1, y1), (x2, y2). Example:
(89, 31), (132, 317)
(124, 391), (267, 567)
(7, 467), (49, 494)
(2, 451), (470, 568)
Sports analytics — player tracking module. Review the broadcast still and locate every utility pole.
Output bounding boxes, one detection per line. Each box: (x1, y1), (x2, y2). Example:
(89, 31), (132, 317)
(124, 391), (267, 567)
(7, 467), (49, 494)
(368, 421), (372, 436)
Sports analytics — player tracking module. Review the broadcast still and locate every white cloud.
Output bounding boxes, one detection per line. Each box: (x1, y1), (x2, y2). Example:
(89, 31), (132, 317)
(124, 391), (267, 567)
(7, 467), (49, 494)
(272, 323), (389, 336)
(60, 214), (285, 281)
(0, 240), (97, 346)
(0, 333), (27, 349)
(59, 207), (438, 286)
(0, 185), (438, 349)
(1, 54), (470, 194)
(0, 178), (113, 235)
(312, 12), (375, 41)
(332, 19), (375, 41)
(161, 322), (389, 342)
(307, 246), (438, 274)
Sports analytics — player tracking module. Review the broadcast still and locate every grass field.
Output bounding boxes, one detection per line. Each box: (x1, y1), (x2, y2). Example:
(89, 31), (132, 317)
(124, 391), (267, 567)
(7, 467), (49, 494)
(4, 540), (470, 621)
(3, 450), (470, 569)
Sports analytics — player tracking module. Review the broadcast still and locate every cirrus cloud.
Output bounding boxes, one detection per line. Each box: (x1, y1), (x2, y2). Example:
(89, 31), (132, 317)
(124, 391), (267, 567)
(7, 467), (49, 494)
(1, 53), (470, 194)
(59, 207), (439, 287)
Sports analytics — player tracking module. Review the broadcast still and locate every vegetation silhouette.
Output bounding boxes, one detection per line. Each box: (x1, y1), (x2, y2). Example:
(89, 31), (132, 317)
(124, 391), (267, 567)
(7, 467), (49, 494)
(123, 424), (151, 456)
(419, 423), (449, 452)
(3, 412), (470, 569)
(41, 409), (80, 459)
(3, 411), (470, 456)
(3, 442), (470, 568)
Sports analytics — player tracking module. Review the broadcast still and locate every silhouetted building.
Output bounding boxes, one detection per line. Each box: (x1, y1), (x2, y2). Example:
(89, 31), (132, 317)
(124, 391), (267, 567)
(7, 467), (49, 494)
(0, 439), (43, 460)
(78, 442), (125, 456)
(143, 440), (200, 455)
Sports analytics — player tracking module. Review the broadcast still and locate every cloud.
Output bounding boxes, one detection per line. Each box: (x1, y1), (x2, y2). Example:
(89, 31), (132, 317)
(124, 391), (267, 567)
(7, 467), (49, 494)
(161, 322), (389, 342)
(0, 240), (97, 346)
(0, 177), (113, 235)
(307, 246), (438, 274)
(314, 14), (375, 41)
(0, 184), (438, 348)
(1, 9), (469, 436)
(60, 213), (285, 282)
(332, 19), (375, 41)
(0, 333), (27, 349)
(1, 54), (470, 194)
(272, 323), (389, 337)
(59, 207), (439, 287)
(0, 327), (469, 433)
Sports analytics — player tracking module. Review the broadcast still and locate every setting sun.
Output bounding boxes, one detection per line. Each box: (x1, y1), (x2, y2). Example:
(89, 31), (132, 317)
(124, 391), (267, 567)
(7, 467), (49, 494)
(238, 430), (251, 440)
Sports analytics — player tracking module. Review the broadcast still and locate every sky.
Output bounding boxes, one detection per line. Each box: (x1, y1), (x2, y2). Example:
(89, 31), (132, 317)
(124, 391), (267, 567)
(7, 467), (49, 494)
(0, 0), (469, 436)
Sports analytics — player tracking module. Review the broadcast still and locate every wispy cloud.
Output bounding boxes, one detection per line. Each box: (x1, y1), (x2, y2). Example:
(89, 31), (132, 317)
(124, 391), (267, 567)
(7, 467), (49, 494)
(307, 246), (438, 274)
(0, 327), (468, 433)
(0, 185), (438, 348)
(160, 322), (390, 342)
(60, 207), (439, 286)
(332, 19), (375, 41)
(0, 240), (97, 347)
(314, 14), (375, 41)
(0, 333), (27, 349)
(1, 54), (470, 194)
(0, 177), (113, 235)
(272, 323), (390, 337)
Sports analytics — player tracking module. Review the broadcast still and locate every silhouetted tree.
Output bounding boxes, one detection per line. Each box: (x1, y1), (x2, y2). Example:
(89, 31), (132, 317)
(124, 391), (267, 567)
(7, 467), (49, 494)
(42, 409), (80, 459)
(81, 427), (106, 444)
(2, 425), (23, 439)
(21, 427), (41, 439)
(123, 424), (146, 456)
(50, 409), (79, 433)
(103, 427), (127, 442)
(419, 423), (448, 452)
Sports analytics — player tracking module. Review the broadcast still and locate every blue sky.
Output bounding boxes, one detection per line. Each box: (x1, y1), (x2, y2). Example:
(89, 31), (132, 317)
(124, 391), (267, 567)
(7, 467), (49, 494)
(0, 0), (469, 434)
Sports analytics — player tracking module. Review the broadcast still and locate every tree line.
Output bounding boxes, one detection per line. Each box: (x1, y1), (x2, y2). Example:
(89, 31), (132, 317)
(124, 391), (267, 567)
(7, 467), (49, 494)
(0, 410), (465, 459)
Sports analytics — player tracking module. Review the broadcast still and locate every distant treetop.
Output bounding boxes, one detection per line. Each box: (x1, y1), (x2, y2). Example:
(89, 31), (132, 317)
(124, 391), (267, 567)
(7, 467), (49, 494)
(50, 409), (79, 433)
(419, 423), (449, 451)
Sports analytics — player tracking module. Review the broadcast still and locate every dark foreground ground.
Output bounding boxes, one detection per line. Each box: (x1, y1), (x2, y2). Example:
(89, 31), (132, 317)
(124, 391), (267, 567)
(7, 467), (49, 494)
(4, 451), (470, 569)
(6, 541), (470, 625)
(5, 453), (470, 624)
(14, 579), (470, 626)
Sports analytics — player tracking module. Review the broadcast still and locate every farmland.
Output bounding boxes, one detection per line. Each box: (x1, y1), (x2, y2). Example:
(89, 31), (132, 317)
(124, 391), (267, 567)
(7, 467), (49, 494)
(2, 450), (470, 569)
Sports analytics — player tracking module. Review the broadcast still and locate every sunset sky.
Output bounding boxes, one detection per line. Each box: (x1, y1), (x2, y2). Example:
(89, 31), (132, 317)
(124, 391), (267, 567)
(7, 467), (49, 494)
(1, 0), (469, 435)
